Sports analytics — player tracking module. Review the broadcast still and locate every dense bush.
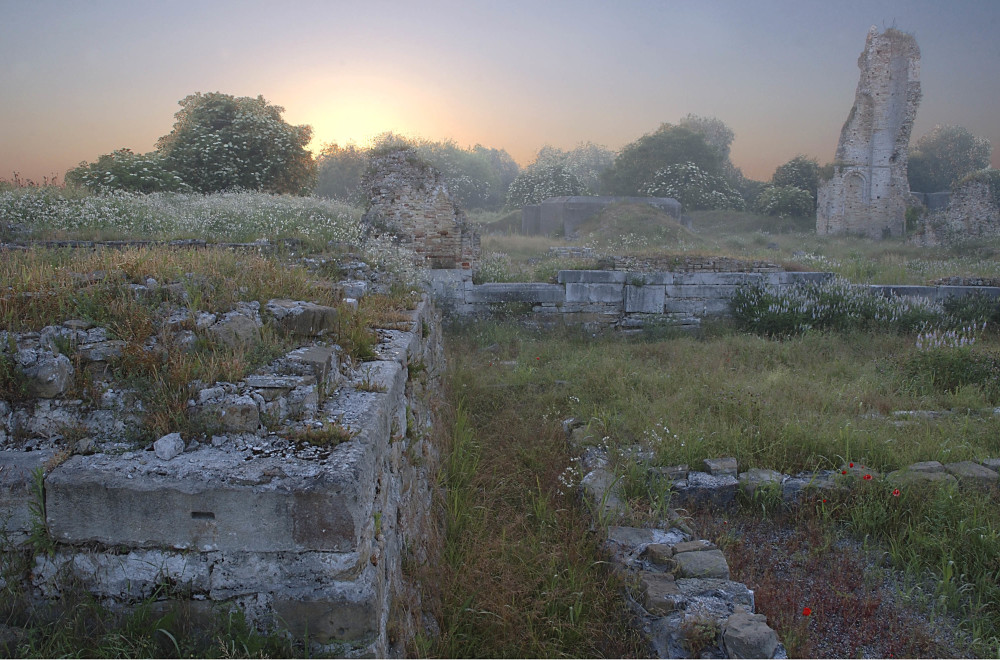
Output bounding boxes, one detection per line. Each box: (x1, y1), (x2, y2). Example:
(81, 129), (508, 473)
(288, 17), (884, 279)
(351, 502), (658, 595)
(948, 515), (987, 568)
(943, 290), (1000, 325)
(601, 124), (722, 196)
(641, 162), (744, 211)
(156, 92), (316, 194)
(731, 276), (942, 336)
(908, 125), (992, 193)
(314, 143), (368, 201)
(771, 155), (820, 202)
(530, 142), (615, 194)
(755, 185), (814, 218)
(66, 149), (190, 194)
(506, 163), (586, 208)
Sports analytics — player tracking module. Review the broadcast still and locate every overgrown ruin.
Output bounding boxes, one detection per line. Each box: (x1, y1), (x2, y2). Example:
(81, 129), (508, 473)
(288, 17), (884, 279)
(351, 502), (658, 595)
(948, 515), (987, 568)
(361, 150), (480, 269)
(817, 27), (921, 238)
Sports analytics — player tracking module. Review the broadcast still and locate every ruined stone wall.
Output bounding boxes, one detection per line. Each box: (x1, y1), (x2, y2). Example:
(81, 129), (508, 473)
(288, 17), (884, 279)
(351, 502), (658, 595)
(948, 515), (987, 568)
(817, 27), (921, 238)
(909, 176), (1000, 246)
(1, 294), (446, 657)
(362, 150), (480, 269)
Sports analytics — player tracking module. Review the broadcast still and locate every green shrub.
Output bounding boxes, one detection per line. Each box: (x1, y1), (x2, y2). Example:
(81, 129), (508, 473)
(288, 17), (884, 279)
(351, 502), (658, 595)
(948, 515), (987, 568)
(943, 291), (1000, 325)
(641, 161), (745, 211)
(755, 185), (814, 218)
(902, 347), (1000, 400)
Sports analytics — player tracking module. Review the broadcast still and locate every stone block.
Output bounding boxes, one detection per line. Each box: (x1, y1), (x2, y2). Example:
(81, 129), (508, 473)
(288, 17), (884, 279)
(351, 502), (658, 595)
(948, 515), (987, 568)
(285, 345), (341, 389)
(0, 449), (54, 543)
(465, 283), (564, 304)
(886, 468), (957, 488)
(663, 298), (732, 316)
(24, 354), (73, 398)
(565, 282), (624, 304)
(207, 311), (261, 347)
(723, 610), (779, 659)
(674, 549), (729, 579)
(641, 543), (675, 566)
(675, 578), (754, 610)
(45, 444), (379, 553)
(672, 471), (738, 508)
(704, 457), (738, 478)
(624, 285), (665, 313)
(907, 460), (945, 472)
(33, 548), (212, 599)
(673, 539), (717, 553)
(209, 551), (365, 599)
(739, 469), (784, 497)
(639, 571), (684, 614)
(943, 461), (998, 489)
(557, 270), (626, 284)
(266, 300), (339, 337)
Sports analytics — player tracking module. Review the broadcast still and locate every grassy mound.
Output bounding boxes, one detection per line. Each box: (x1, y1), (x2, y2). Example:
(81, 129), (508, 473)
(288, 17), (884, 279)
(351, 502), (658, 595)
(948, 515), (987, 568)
(575, 202), (705, 250)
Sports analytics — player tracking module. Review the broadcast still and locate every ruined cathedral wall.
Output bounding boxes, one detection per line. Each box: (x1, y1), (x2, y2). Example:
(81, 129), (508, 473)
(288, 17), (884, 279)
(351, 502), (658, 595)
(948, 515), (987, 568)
(818, 28), (921, 238)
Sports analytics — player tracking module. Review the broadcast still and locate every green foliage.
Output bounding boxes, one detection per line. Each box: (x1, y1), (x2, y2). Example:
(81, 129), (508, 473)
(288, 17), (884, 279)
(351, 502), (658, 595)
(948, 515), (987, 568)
(772, 155), (820, 202)
(755, 185), (815, 218)
(730, 276), (943, 336)
(943, 290), (1000, 325)
(156, 92), (316, 194)
(678, 114), (735, 162)
(65, 149), (190, 194)
(505, 163), (587, 208)
(314, 142), (368, 201)
(641, 162), (745, 211)
(908, 125), (993, 192)
(602, 124), (722, 196)
(530, 142), (615, 194)
(902, 347), (1000, 400)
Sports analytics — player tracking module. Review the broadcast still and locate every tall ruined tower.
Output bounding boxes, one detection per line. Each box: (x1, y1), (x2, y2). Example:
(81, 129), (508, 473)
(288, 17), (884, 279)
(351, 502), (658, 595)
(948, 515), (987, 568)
(817, 27), (921, 238)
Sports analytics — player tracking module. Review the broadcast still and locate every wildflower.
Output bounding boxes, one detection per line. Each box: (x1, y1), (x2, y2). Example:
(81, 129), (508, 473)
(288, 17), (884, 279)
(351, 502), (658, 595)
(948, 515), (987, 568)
(841, 470), (847, 475)
(892, 488), (901, 497)
(863, 474), (872, 481)
(849, 462), (854, 468)
(802, 607), (812, 616)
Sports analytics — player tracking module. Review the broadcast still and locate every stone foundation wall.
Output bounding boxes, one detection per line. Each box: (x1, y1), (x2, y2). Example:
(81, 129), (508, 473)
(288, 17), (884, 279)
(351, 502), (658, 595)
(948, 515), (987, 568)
(0, 297), (446, 657)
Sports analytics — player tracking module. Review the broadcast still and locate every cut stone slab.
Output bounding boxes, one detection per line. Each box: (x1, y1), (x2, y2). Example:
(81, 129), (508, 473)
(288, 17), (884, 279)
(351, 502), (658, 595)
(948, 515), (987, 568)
(676, 578), (754, 610)
(208, 311), (261, 347)
(704, 457), (738, 478)
(672, 471), (738, 508)
(45, 444), (378, 553)
(723, 610), (779, 659)
(673, 539), (717, 553)
(739, 468), (784, 497)
(24, 354), (73, 398)
(581, 467), (626, 521)
(886, 468), (957, 487)
(639, 570), (684, 614)
(943, 461), (998, 489)
(674, 548), (730, 579)
(266, 299), (340, 337)
(908, 460), (946, 473)
(982, 458), (1000, 472)
(0, 449), (55, 543)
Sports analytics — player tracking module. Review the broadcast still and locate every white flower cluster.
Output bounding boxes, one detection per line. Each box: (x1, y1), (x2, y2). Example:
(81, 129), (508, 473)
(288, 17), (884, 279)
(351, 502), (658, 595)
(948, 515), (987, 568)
(916, 322), (987, 350)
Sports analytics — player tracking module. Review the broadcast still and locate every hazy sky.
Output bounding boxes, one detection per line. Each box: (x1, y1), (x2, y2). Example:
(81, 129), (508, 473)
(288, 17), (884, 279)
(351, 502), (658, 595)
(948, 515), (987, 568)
(2, 0), (998, 184)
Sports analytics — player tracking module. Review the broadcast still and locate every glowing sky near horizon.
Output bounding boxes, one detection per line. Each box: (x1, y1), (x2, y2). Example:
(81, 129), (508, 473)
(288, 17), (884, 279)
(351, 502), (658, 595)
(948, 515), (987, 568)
(1, 0), (998, 184)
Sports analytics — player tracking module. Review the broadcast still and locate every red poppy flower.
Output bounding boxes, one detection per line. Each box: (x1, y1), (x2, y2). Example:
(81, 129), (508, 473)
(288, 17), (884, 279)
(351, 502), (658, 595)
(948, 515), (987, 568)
(841, 470), (847, 475)
(849, 462), (854, 468)
(802, 607), (812, 616)
(863, 474), (872, 481)
(892, 488), (900, 497)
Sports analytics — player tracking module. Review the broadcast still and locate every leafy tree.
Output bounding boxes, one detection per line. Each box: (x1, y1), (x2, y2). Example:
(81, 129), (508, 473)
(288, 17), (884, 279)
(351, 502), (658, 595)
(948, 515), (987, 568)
(908, 125), (992, 192)
(66, 148), (189, 193)
(531, 142), (615, 193)
(678, 114), (735, 162)
(315, 143), (368, 201)
(772, 155), (820, 203)
(506, 163), (586, 208)
(642, 162), (744, 211)
(156, 92), (316, 194)
(601, 124), (722, 196)
(755, 185), (815, 218)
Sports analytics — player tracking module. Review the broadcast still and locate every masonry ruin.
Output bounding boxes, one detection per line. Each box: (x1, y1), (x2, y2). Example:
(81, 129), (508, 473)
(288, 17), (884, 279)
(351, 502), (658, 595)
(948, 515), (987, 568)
(817, 27), (922, 238)
(361, 150), (480, 269)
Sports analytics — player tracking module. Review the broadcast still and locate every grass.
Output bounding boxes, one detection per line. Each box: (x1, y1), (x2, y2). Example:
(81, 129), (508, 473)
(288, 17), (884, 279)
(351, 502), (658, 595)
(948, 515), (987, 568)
(436, 318), (1000, 656)
(417, 341), (645, 658)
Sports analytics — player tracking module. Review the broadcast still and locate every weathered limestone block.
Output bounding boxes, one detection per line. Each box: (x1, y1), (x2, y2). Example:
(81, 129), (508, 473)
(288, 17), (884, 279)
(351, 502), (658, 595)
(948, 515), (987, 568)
(0, 449), (55, 543)
(625, 284), (665, 313)
(887, 463), (958, 487)
(639, 570), (684, 614)
(672, 471), (738, 508)
(723, 610), (780, 659)
(704, 457), (738, 478)
(154, 432), (185, 460)
(207, 303), (262, 347)
(266, 299), (340, 337)
(943, 460), (998, 489)
(739, 468), (784, 497)
(33, 548), (211, 599)
(674, 548), (730, 579)
(565, 282), (624, 304)
(23, 353), (73, 398)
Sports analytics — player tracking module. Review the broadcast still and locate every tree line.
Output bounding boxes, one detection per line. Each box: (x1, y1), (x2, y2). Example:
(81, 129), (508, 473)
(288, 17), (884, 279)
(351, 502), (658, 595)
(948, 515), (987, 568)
(66, 91), (993, 220)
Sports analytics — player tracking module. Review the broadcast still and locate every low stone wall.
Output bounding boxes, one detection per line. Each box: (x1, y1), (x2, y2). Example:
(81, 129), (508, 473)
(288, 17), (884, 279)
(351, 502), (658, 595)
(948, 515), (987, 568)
(429, 269), (834, 330)
(0, 297), (446, 657)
